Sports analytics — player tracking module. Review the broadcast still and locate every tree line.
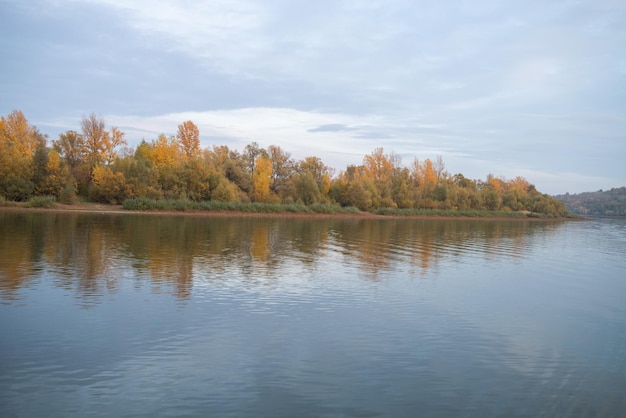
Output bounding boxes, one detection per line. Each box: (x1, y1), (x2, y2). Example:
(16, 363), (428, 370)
(0, 110), (569, 216)
(555, 187), (626, 216)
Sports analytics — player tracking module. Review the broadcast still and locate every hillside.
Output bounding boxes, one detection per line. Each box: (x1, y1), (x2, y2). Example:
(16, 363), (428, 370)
(555, 187), (626, 216)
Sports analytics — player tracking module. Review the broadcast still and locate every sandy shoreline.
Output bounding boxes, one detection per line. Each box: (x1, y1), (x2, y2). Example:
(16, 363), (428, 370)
(0, 202), (579, 221)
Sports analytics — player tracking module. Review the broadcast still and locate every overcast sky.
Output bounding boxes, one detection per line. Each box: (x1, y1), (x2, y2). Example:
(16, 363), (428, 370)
(1, 0), (624, 194)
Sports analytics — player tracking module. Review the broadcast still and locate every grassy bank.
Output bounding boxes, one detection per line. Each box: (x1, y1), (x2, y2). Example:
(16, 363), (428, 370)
(1, 195), (57, 208)
(1, 195), (580, 219)
(122, 197), (361, 215)
(121, 197), (577, 219)
(375, 207), (580, 219)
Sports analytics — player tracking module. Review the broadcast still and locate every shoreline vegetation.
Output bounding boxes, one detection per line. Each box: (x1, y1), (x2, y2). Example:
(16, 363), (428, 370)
(1, 110), (573, 218)
(0, 198), (579, 220)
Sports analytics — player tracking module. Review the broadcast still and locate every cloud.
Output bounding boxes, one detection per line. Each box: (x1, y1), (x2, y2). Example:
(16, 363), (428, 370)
(90, 107), (471, 175)
(4, 0), (625, 194)
(105, 108), (387, 163)
(307, 124), (355, 133)
(57, 0), (276, 81)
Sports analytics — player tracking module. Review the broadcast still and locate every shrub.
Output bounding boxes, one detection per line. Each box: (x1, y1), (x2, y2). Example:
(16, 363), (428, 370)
(59, 183), (78, 205)
(24, 195), (57, 208)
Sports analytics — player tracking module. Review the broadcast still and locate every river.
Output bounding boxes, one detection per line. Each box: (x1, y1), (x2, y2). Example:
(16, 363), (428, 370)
(1, 211), (625, 417)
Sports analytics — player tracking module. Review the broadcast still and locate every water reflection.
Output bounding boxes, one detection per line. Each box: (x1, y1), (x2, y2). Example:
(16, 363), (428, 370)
(0, 211), (562, 305)
(2, 212), (625, 417)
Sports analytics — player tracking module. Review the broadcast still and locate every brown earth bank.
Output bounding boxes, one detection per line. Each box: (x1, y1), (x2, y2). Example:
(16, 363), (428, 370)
(0, 202), (581, 221)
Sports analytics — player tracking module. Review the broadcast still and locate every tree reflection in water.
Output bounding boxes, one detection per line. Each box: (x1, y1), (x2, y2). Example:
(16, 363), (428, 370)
(0, 211), (560, 305)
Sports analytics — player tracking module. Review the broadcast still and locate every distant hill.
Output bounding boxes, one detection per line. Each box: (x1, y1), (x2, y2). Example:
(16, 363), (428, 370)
(554, 187), (626, 216)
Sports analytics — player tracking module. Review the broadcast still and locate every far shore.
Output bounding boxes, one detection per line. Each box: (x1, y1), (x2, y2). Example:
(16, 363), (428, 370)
(0, 202), (581, 221)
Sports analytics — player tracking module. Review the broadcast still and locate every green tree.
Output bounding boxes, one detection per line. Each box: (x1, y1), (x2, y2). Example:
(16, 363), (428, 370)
(211, 177), (242, 202)
(292, 171), (322, 205)
(297, 156), (333, 203)
(115, 153), (162, 200)
(390, 167), (414, 208)
(180, 158), (211, 201)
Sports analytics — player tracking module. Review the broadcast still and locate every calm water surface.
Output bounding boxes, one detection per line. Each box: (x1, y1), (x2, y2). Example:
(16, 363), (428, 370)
(1, 211), (625, 417)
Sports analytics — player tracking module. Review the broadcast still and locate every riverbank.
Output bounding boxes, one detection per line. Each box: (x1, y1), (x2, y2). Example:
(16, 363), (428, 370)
(0, 201), (581, 221)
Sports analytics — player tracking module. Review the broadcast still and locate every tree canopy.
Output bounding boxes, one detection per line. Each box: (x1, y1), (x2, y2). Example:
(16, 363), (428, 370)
(0, 109), (570, 216)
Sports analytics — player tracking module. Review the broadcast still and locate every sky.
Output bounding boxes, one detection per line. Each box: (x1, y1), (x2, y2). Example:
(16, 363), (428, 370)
(1, 0), (624, 195)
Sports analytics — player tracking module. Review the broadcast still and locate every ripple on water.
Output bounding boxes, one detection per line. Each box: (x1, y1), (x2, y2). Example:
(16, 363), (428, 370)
(2, 215), (626, 417)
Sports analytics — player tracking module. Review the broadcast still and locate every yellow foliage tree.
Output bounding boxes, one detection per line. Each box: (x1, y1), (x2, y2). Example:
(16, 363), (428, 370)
(486, 174), (506, 199)
(149, 134), (179, 167)
(91, 165), (127, 203)
(320, 172), (331, 197)
(509, 176), (530, 191)
(252, 155), (273, 202)
(420, 159), (437, 187)
(0, 110), (45, 199)
(363, 147), (393, 186)
(39, 149), (69, 197)
(177, 120), (200, 161)
(0, 110), (43, 158)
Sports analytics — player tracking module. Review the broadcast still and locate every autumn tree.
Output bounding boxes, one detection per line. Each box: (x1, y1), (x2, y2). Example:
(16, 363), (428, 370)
(252, 155), (273, 202)
(205, 145), (230, 172)
(54, 130), (84, 171)
(81, 113), (110, 174)
(38, 149), (71, 198)
(480, 174), (503, 210)
(113, 149), (162, 200)
(363, 147), (395, 207)
(244, 142), (266, 178)
(434, 155), (447, 181)
(90, 165), (127, 204)
(363, 148), (393, 186)
(31, 145), (50, 192)
(295, 156), (333, 203)
(149, 134), (179, 167)
(146, 134), (185, 198)
(0, 110), (46, 200)
(106, 126), (127, 165)
(419, 159), (437, 189)
(211, 176), (242, 202)
(390, 166), (414, 208)
(292, 171), (322, 204)
(177, 120), (200, 161)
(179, 158), (211, 201)
(0, 110), (45, 157)
(267, 145), (294, 195)
(207, 146), (250, 198)
(52, 130), (85, 193)
(329, 165), (376, 211)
